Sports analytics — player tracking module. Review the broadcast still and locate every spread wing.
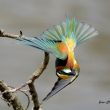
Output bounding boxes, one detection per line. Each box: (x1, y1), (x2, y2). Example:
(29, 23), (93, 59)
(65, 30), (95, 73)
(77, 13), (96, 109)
(16, 17), (98, 59)
(17, 37), (67, 59)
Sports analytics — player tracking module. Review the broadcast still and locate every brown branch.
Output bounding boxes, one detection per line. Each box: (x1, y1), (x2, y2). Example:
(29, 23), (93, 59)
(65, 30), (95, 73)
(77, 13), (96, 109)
(0, 80), (24, 110)
(0, 29), (23, 39)
(28, 83), (39, 110)
(0, 29), (50, 110)
(28, 52), (49, 110)
(29, 52), (49, 83)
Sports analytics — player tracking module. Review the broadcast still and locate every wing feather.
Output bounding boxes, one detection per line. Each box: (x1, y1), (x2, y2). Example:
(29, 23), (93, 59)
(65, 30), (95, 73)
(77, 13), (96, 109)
(17, 17), (98, 58)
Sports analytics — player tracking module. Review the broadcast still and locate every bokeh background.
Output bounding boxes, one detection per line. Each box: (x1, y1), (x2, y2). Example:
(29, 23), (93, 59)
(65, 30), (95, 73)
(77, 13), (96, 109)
(0, 0), (110, 110)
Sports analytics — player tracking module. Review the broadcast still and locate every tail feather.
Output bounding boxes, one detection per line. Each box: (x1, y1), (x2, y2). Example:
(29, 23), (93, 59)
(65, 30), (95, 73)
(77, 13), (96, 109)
(76, 23), (98, 45)
(42, 17), (98, 47)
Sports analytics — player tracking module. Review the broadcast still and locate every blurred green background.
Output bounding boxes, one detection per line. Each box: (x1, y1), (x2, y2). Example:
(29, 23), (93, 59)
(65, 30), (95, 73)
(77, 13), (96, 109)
(0, 0), (110, 110)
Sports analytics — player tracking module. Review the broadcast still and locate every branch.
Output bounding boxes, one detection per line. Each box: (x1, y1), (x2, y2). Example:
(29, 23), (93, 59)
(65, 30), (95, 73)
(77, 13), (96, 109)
(0, 29), (50, 110)
(28, 52), (49, 110)
(0, 29), (23, 39)
(29, 52), (49, 83)
(0, 80), (24, 110)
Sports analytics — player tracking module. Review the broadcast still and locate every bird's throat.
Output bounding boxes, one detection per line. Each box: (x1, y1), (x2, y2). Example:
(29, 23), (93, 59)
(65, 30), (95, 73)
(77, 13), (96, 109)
(66, 51), (76, 69)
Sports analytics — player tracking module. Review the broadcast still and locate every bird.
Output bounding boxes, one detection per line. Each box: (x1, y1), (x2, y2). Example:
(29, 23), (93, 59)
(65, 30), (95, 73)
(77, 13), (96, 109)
(8, 17), (98, 102)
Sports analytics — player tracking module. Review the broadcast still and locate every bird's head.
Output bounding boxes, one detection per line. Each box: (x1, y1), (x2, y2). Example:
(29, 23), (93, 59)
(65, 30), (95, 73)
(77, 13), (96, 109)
(56, 67), (79, 80)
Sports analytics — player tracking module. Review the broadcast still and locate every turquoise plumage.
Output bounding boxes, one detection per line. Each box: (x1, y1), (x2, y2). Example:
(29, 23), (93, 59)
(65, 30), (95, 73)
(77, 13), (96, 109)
(10, 17), (98, 102)
(17, 17), (98, 59)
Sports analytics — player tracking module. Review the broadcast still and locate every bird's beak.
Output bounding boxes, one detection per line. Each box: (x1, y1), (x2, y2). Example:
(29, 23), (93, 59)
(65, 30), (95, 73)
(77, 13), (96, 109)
(42, 71), (79, 102)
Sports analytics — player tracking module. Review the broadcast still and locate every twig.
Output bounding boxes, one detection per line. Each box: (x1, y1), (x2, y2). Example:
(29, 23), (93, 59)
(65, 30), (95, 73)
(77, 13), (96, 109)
(0, 29), (23, 39)
(28, 52), (49, 110)
(28, 83), (39, 110)
(15, 52), (49, 91)
(0, 80), (24, 110)
(0, 95), (11, 106)
(9, 86), (30, 110)
(29, 52), (49, 83)
(0, 30), (50, 110)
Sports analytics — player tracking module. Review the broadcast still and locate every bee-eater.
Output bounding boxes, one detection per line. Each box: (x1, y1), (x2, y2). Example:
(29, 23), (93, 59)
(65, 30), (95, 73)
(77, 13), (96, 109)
(8, 17), (98, 102)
